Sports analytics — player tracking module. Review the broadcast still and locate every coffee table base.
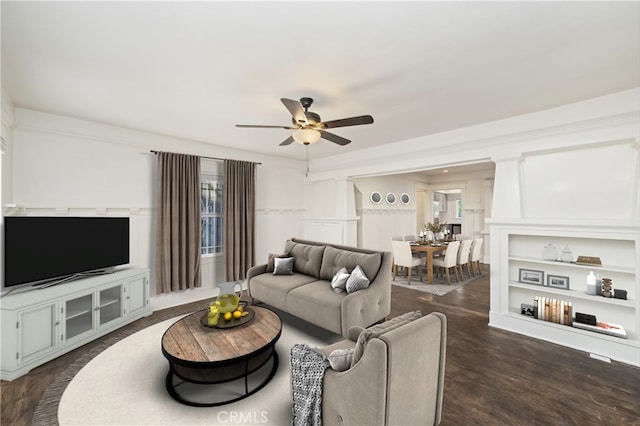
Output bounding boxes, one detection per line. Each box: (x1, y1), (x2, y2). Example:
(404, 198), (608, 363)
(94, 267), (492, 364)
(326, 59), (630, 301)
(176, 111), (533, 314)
(165, 350), (279, 407)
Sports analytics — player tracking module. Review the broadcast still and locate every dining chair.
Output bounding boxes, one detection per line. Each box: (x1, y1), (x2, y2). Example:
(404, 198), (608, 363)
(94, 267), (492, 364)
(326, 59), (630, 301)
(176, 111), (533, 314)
(391, 240), (423, 284)
(403, 234), (417, 242)
(433, 241), (460, 285)
(470, 238), (484, 276)
(457, 239), (474, 279)
(392, 235), (404, 241)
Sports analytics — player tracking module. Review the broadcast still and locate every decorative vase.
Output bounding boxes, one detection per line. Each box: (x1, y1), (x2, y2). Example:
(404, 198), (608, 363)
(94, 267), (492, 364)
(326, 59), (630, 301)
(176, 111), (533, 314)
(541, 244), (559, 261)
(560, 245), (574, 263)
(586, 271), (597, 295)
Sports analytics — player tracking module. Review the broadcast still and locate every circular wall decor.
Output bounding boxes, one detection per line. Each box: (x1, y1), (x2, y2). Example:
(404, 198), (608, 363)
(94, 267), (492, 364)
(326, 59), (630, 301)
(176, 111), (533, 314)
(385, 193), (397, 205)
(400, 193), (411, 205)
(370, 191), (382, 205)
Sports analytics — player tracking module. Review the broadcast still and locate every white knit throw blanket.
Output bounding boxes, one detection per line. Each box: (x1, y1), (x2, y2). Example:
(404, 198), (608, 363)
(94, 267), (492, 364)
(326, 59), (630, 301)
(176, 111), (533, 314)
(290, 344), (328, 426)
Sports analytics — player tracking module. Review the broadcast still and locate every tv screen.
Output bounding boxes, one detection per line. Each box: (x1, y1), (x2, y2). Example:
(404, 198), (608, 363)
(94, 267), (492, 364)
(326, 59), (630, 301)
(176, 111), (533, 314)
(4, 216), (130, 287)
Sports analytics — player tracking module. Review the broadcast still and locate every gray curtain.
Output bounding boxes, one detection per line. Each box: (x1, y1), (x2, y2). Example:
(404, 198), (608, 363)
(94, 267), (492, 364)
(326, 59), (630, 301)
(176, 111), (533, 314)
(223, 159), (256, 281)
(156, 152), (201, 293)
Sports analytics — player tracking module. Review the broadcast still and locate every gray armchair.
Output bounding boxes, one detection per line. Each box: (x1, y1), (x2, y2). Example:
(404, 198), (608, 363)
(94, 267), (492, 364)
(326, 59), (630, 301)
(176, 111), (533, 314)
(320, 312), (447, 425)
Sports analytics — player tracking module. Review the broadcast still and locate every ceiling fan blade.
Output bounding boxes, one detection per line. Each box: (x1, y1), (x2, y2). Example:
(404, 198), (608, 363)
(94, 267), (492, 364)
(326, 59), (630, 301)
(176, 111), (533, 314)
(320, 130), (351, 146)
(236, 124), (297, 129)
(279, 135), (295, 146)
(281, 98), (308, 125)
(320, 115), (374, 129)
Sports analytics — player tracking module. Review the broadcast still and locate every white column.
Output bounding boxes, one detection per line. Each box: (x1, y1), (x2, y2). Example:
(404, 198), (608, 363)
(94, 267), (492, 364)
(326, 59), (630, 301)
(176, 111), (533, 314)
(483, 179), (494, 220)
(491, 154), (523, 219)
(335, 177), (356, 217)
(335, 178), (359, 246)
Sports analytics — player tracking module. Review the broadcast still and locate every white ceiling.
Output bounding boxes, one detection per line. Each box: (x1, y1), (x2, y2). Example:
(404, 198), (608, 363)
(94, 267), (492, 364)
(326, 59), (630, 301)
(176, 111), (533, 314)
(2, 1), (639, 163)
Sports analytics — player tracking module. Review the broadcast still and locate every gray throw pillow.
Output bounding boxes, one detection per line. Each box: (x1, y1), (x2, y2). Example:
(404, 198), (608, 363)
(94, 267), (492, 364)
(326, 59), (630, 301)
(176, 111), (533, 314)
(328, 348), (354, 371)
(345, 265), (370, 294)
(331, 267), (350, 293)
(273, 257), (295, 275)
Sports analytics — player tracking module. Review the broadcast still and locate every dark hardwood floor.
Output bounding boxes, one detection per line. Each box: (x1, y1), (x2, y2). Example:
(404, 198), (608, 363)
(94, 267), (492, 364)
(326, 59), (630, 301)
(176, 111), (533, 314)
(2, 268), (639, 425)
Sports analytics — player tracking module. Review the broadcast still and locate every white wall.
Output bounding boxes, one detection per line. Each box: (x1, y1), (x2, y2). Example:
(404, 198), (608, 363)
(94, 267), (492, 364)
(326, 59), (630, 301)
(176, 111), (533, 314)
(0, 89), (15, 287)
(3, 107), (306, 310)
(353, 174), (417, 252)
(520, 142), (638, 220)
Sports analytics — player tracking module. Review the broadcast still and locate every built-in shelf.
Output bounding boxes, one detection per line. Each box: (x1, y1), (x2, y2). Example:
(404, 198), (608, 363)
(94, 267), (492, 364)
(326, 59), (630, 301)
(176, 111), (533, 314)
(489, 220), (639, 366)
(504, 312), (639, 347)
(508, 256), (635, 275)
(509, 282), (635, 308)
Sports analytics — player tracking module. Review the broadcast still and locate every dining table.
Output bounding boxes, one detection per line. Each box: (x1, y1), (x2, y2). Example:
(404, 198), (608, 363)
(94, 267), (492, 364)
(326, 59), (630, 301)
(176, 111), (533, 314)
(410, 243), (448, 284)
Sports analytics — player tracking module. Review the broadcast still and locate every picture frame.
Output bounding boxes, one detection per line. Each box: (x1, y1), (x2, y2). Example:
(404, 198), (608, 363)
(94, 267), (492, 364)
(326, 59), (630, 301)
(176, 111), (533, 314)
(547, 274), (570, 290)
(370, 191), (382, 205)
(519, 268), (544, 286)
(385, 193), (397, 205)
(400, 193), (411, 205)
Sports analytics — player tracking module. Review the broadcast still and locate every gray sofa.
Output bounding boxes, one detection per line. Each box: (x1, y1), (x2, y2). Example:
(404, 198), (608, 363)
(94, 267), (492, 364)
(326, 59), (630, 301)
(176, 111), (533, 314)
(246, 238), (392, 338)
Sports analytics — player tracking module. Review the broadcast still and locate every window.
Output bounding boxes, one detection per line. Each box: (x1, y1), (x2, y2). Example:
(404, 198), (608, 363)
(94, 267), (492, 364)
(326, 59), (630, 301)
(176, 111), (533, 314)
(455, 199), (462, 219)
(201, 175), (223, 255)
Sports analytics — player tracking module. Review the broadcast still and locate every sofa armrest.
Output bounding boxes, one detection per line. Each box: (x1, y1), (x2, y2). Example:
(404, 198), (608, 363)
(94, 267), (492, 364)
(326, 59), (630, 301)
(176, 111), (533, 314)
(347, 325), (365, 342)
(245, 264), (268, 297)
(339, 251), (393, 337)
(322, 339), (388, 425)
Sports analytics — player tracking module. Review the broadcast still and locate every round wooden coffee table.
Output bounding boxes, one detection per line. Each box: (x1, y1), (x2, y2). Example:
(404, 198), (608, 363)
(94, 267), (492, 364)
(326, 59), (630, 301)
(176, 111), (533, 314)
(161, 305), (282, 407)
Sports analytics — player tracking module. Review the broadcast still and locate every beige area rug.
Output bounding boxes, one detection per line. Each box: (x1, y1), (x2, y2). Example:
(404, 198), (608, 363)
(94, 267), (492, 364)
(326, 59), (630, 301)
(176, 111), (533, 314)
(392, 266), (487, 296)
(34, 308), (341, 426)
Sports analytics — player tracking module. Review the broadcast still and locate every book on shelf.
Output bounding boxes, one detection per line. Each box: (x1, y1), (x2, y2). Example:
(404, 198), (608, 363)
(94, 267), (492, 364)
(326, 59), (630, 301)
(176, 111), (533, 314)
(533, 296), (572, 325)
(572, 321), (627, 339)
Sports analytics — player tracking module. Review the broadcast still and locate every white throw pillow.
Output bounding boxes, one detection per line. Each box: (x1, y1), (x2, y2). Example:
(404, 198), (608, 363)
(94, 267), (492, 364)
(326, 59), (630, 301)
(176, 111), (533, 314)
(345, 265), (370, 294)
(331, 267), (350, 293)
(328, 348), (354, 371)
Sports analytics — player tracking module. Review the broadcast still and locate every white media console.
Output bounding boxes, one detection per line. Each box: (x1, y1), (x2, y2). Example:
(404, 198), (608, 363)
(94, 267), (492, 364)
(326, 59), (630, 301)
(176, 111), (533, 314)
(1, 267), (151, 381)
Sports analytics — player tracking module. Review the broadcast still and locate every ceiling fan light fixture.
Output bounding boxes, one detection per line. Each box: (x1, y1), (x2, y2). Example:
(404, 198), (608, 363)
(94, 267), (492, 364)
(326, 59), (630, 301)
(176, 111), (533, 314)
(293, 128), (321, 145)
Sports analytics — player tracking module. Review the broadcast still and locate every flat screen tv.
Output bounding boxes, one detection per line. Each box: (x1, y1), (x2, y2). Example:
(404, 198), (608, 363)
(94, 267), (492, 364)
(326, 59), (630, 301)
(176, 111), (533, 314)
(4, 216), (130, 288)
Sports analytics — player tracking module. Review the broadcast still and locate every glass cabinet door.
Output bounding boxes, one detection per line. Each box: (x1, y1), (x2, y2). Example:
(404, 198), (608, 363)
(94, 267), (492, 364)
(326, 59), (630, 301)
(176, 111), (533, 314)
(65, 294), (94, 341)
(98, 285), (122, 326)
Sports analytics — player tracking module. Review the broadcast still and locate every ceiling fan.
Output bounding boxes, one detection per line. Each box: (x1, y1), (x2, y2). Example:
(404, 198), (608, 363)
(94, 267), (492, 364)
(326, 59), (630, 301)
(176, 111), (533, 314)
(236, 97), (374, 146)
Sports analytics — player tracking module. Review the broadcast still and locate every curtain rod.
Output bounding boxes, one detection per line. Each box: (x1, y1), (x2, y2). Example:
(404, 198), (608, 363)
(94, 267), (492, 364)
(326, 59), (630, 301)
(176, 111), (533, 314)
(150, 150), (261, 165)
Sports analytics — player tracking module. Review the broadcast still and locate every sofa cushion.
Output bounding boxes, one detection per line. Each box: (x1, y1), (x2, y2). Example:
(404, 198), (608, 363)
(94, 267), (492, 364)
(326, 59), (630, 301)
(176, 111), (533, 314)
(273, 257), (295, 275)
(287, 280), (344, 335)
(266, 252), (289, 273)
(319, 246), (382, 283)
(331, 267), (350, 293)
(345, 265), (370, 294)
(285, 240), (325, 278)
(351, 310), (422, 367)
(249, 273), (317, 310)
